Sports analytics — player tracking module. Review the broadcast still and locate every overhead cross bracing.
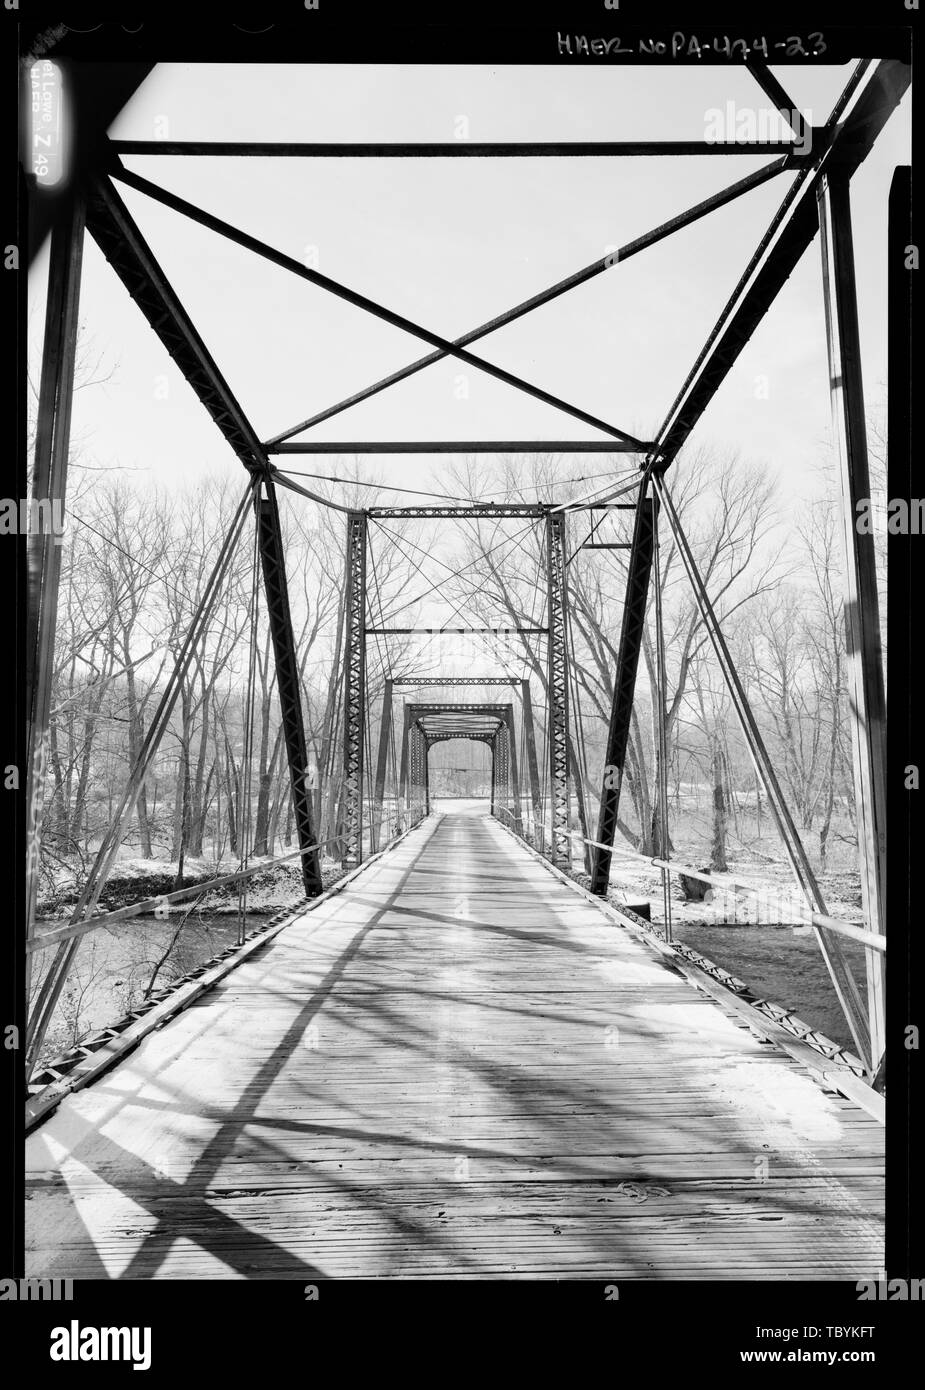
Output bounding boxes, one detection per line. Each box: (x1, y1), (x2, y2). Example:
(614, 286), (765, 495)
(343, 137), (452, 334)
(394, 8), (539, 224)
(22, 54), (906, 1281)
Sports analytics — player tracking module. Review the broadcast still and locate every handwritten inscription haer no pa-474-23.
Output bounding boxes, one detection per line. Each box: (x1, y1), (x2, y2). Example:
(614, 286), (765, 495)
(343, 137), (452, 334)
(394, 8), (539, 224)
(557, 32), (827, 60)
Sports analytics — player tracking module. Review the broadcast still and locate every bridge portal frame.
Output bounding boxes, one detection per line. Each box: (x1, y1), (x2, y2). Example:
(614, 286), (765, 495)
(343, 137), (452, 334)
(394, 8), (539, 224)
(376, 678), (539, 846)
(357, 506), (571, 867)
(23, 57), (905, 1087)
(395, 702), (522, 835)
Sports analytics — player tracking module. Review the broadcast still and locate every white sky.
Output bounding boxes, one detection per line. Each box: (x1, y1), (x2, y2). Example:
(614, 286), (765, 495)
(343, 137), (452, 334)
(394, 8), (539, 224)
(30, 61), (910, 511)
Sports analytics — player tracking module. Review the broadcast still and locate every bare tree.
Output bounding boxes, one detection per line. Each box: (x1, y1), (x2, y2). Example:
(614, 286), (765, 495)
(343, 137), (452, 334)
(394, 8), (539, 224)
(446, 448), (788, 857)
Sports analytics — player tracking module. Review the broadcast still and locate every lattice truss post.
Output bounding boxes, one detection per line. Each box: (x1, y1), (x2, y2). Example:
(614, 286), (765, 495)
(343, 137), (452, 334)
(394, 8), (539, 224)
(489, 729), (500, 817)
(500, 723), (510, 821)
(478, 732), (494, 804)
(408, 721), (428, 823)
(495, 723), (510, 824)
(255, 482), (323, 896)
(399, 705), (412, 812)
(546, 512), (571, 867)
(502, 708), (524, 835)
(371, 677), (393, 851)
(483, 734), (495, 803)
(341, 510), (368, 868)
(520, 680), (543, 848)
(407, 721), (418, 817)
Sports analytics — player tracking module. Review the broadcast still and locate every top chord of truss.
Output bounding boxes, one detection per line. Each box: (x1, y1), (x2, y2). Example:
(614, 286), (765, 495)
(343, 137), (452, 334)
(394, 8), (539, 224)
(111, 140), (803, 158)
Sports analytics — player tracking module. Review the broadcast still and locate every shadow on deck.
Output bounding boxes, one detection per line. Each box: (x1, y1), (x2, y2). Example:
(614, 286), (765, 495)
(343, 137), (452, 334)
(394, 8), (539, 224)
(26, 808), (884, 1280)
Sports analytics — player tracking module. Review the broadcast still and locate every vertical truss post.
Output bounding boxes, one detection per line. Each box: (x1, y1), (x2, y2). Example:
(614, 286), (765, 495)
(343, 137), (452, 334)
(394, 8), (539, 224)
(569, 736), (593, 875)
(399, 704), (412, 811)
(256, 483), (324, 896)
(884, 165), (911, 1126)
(479, 735), (491, 801)
(489, 735), (498, 816)
(498, 722), (509, 823)
(341, 510), (367, 867)
(495, 724), (510, 823)
(317, 583), (346, 840)
(521, 680), (543, 848)
(818, 174), (887, 1067)
(590, 493), (656, 895)
(504, 708), (524, 835)
(25, 191), (86, 979)
(423, 737), (431, 816)
(371, 677), (393, 851)
(652, 472), (872, 1069)
(418, 726), (428, 819)
(546, 512), (571, 867)
(652, 496), (673, 942)
(408, 722), (418, 820)
(408, 721), (426, 823)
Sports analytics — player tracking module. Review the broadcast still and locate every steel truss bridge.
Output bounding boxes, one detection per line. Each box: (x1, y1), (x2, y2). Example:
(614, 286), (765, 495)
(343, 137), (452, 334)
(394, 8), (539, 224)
(20, 57), (906, 1278)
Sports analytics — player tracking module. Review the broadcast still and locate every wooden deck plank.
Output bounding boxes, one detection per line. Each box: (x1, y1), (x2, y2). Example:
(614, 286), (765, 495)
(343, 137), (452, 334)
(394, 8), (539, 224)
(26, 808), (884, 1280)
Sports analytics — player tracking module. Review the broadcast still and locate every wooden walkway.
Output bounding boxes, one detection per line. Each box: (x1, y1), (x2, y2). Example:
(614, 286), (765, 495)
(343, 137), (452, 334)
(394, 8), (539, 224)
(26, 808), (884, 1279)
